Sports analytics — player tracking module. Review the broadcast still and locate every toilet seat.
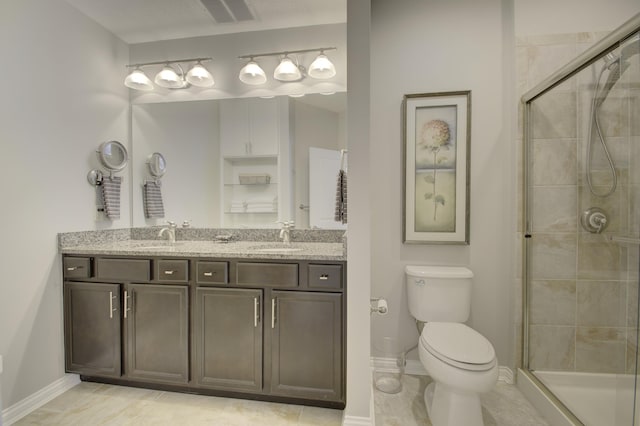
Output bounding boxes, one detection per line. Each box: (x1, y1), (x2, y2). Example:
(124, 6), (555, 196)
(420, 322), (496, 372)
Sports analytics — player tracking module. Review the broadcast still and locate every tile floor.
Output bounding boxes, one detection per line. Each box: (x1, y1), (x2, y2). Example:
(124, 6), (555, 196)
(14, 375), (549, 425)
(373, 375), (550, 426)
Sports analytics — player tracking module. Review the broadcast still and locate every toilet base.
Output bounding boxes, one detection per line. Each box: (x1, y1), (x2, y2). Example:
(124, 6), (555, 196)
(424, 381), (484, 426)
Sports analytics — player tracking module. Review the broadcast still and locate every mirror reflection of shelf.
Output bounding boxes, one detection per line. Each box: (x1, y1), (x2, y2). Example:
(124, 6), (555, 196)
(224, 183), (277, 187)
(224, 211), (278, 215)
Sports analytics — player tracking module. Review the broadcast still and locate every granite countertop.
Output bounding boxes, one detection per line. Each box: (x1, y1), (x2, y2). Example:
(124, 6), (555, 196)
(61, 239), (345, 261)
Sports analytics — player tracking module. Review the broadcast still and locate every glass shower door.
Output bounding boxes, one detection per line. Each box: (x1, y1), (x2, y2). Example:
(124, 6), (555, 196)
(525, 30), (640, 426)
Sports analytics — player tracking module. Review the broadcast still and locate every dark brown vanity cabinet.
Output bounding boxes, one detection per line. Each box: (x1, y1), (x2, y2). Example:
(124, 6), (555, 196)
(269, 291), (343, 402)
(63, 255), (345, 408)
(63, 257), (189, 385)
(125, 284), (189, 384)
(195, 287), (263, 392)
(64, 282), (122, 377)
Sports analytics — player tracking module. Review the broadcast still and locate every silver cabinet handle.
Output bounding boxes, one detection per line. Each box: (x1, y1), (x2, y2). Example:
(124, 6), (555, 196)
(319, 274), (329, 280)
(66, 266), (81, 271)
(124, 290), (130, 319)
(254, 297), (259, 327)
(203, 272), (213, 277)
(164, 270), (175, 275)
(109, 291), (116, 319)
(271, 298), (276, 329)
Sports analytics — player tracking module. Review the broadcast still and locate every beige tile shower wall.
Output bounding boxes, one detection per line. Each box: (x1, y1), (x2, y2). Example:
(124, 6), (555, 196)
(517, 31), (640, 374)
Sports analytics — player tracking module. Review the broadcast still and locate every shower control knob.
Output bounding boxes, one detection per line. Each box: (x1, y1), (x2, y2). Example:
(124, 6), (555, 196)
(581, 207), (609, 234)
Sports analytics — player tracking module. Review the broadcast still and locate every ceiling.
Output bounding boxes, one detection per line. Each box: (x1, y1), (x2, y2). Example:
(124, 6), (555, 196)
(65, 0), (347, 44)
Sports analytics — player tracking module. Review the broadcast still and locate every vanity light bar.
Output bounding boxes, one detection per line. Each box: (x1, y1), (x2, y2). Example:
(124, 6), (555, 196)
(125, 57), (212, 69)
(124, 57), (215, 91)
(238, 47), (337, 84)
(237, 47), (336, 60)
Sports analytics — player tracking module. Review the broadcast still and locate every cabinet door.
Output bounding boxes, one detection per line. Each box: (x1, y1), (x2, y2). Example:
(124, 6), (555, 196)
(125, 284), (189, 384)
(269, 291), (343, 401)
(220, 99), (250, 157)
(195, 287), (262, 392)
(64, 282), (121, 377)
(248, 98), (279, 156)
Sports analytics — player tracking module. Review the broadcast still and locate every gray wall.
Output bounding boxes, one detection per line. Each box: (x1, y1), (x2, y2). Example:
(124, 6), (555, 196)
(0, 0), (129, 408)
(370, 0), (517, 368)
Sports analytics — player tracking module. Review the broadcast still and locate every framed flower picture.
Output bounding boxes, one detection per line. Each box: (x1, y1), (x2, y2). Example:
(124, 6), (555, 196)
(403, 91), (471, 244)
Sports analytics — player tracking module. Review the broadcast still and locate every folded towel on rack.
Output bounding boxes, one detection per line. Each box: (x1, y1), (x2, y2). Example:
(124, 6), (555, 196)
(334, 170), (347, 224)
(143, 180), (165, 219)
(101, 176), (122, 220)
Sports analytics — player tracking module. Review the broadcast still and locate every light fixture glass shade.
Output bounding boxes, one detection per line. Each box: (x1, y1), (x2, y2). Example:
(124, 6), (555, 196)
(308, 54), (336, 79)
(274, 57), (302, 81)
(239, 61), (267, 85)
(124, 69), (153, 91)
(186, 62), (214, 87)
(155, 65), (185, 89)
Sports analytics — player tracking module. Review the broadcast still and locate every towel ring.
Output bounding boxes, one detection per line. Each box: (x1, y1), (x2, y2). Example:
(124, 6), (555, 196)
(87, 169), (103, 186)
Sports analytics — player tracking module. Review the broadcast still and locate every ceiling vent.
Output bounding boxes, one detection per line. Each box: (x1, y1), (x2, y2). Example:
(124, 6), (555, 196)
(199, 0), (255, 24)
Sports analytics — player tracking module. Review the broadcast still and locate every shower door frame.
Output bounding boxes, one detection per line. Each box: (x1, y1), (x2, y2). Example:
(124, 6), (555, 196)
(521, 12), (640, 426)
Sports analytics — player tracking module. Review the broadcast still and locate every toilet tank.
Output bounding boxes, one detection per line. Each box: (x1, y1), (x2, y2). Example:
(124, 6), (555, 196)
(405, 265), (473, 322)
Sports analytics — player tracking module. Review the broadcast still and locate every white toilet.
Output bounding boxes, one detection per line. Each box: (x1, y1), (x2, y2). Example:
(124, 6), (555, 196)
(405, 265), (498, 426)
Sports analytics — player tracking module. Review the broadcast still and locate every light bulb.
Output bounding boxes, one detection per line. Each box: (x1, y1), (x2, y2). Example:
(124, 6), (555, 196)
(186, 62), (214, 88)
(308, 53), (336, 79)
(124, 68), (153, 91)
(239, 60), (267, 85)
(274, 57), (302, 82)
(155, 65), (186, 89)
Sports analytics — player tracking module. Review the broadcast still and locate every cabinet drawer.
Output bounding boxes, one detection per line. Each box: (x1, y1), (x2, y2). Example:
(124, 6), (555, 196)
(236, 262), (298, 287)
(63, 257), (91, 279)
(156, 260), (189, 282)
(308, 264), (343, 290)
(196, 261), (228, 284)
(96, 258), (150, 281)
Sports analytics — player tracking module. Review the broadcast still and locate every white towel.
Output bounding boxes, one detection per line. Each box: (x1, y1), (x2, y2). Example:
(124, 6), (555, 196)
(101, 176), (122, 220)
(143, 180), (165, 219)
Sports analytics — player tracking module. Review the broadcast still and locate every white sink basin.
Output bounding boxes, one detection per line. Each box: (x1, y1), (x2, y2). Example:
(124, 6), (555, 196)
(253, 247), (303, 253)
(133, 242), (185, 250)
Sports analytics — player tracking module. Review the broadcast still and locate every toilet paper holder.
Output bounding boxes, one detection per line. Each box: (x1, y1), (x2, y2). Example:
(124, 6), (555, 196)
(370, 298), (388, 315)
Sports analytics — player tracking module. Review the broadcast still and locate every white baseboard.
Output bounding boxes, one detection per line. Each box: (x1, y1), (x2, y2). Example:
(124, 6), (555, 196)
(342, 415), (374, 426)
(371, 357), (515, 384)
(2, 374), (80, 425)
(341, 378), (375, 426)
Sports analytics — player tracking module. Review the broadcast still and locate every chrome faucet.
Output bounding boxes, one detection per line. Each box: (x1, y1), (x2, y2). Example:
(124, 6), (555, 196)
(158, 221), (177, 244)
(277, 221), (294, 245)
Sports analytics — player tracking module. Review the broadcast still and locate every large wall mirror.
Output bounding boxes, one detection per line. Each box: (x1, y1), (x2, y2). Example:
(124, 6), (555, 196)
(131, 92), (346, 230)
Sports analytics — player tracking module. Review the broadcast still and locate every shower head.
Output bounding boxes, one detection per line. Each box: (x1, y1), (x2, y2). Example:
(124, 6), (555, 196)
(593, 57), (626, 107)
(603, 52), (620, 70)
(592, 33), (639, 107)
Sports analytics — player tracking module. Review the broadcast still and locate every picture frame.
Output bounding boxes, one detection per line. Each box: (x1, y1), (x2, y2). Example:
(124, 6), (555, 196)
(403, 91), (471, 244)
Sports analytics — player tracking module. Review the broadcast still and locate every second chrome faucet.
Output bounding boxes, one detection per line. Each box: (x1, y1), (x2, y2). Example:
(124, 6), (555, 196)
(158, 221), (178, 244)
(277, 221), (295, 245)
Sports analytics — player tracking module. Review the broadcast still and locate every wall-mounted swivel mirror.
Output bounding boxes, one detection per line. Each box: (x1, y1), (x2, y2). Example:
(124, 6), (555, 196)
(146, 152), (166, 178)
(97, 140), (128, 172)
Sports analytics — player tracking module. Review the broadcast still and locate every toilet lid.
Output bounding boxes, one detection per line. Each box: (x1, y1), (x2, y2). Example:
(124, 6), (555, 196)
(421, 322), (496, 370)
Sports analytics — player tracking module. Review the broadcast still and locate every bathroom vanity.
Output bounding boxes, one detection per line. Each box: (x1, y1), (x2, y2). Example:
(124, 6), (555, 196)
(60, 235), (346, 409)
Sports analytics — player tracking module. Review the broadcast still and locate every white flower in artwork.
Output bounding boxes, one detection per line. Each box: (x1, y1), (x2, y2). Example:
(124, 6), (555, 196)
(419, 119), (451, 221)
(420, 119), (451, 151)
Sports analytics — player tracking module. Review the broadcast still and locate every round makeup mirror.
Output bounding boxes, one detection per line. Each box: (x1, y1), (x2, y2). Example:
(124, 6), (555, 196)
(97, 140), (128, 172)
(147, 152), (167, 178)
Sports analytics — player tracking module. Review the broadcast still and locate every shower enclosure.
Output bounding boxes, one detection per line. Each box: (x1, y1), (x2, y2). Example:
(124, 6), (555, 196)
(522, 14), (640, 426)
